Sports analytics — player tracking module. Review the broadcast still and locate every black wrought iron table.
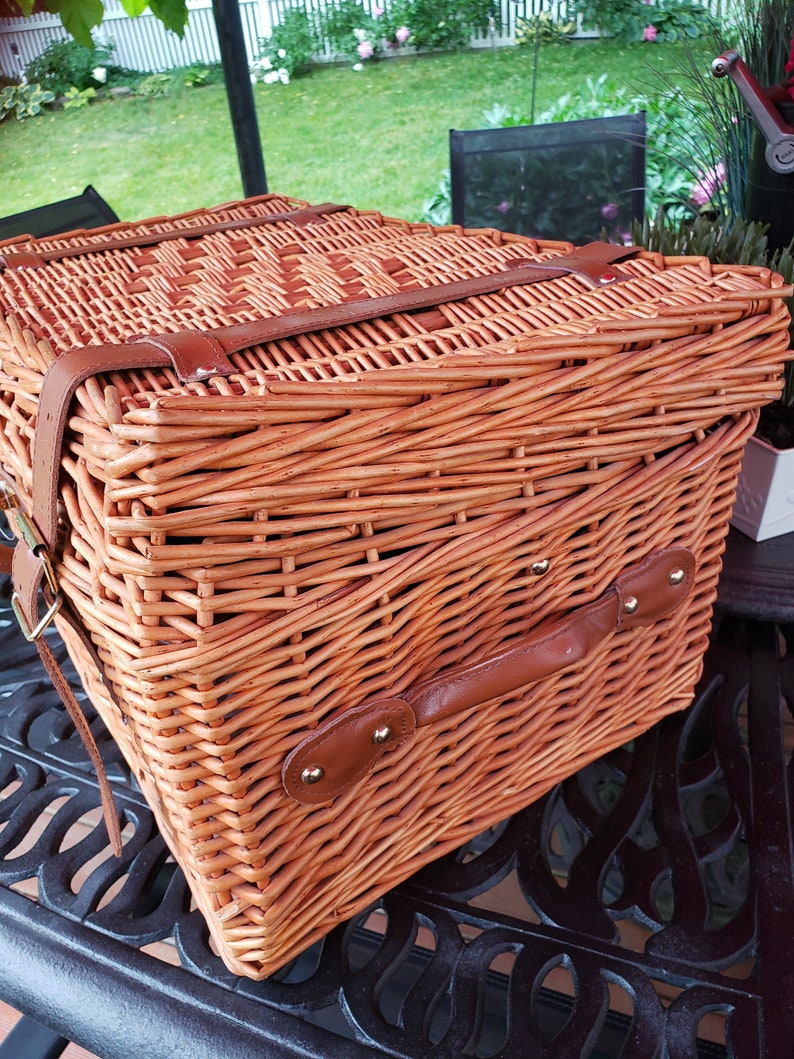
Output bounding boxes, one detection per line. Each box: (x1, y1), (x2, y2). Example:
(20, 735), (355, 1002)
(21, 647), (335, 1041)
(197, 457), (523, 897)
(0, 527), (792, 1058)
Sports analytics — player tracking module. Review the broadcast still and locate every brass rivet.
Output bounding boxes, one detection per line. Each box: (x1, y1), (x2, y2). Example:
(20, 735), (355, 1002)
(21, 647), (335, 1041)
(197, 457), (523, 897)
(669, 568), (686, 586)
(623, 596), (639, 615)
(530, 559), (550, 577)
(195, 364), (218, 376)
(372, 725), (392, 745)
(300, 765), (324, 785)
(599, 271), (616, 284)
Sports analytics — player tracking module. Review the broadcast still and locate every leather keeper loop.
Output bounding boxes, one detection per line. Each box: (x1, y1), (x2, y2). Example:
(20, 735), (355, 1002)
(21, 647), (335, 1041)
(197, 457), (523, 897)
(283, 698), (416, 805)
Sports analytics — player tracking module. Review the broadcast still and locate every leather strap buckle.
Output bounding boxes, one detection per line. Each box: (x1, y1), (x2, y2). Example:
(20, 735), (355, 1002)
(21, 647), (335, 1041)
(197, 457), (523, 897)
(10, 508), (63, 641)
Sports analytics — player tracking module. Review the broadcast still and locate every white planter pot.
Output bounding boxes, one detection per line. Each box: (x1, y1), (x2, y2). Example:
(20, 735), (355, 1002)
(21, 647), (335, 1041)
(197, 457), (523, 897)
(731, 433), (794, 541)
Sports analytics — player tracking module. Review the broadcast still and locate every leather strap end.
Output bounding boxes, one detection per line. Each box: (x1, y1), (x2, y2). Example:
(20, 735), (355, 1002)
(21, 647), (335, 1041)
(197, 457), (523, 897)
(0, 251), (45, 271)
(283, 698), (416, 805)
(133, 332), (236, 383)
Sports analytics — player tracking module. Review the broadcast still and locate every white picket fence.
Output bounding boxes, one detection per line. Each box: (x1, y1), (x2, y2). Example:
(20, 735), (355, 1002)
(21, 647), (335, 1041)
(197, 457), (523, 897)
(0, 0), (729, 80)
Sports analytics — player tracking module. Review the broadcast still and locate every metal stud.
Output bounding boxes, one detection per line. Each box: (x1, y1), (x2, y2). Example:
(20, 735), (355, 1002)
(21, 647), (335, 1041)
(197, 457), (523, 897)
(599, 271), (617, 284)
(300, 764), (325, 785)
(195, 364), (218, 377)
(669, 568), (686, 586)
(530, 559), (550, 577)
(372, 725), (392, 745)
(623, 596), (639, 615)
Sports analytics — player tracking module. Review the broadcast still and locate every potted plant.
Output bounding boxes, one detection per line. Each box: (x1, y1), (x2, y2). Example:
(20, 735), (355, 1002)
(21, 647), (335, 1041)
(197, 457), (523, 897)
(631, 208), (794, 540)
(636, 0), (794, 539)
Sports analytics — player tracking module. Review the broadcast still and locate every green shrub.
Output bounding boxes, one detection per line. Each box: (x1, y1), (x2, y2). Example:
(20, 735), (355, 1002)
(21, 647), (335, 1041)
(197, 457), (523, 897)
(25, 37), (115, 96)
(572, 0), (646, 39)
(572, 0), (715, 40)
(135, 73), (172, 98)
(515, 12), (576, 46)
(183, 64), (210, 88)
(0, 82), (55, 120)
(319, 0), (383, 61)
(63, 85), (97, 109)
(392, 0), (492, 51)
(642, 0), (717, 41)
(255, 6), (318, 79)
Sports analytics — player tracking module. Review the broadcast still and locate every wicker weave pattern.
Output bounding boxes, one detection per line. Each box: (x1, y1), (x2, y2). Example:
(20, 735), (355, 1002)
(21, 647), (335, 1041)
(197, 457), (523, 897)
(0, 196), (791, 977)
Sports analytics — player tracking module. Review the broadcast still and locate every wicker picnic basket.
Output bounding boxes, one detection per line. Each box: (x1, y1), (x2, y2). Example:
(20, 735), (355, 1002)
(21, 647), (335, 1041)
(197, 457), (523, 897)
(0, 193), (791, 979)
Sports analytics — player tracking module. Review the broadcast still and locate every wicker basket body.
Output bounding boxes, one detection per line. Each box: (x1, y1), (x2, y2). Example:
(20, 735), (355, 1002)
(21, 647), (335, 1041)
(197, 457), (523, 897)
(0, 195), (791, 978)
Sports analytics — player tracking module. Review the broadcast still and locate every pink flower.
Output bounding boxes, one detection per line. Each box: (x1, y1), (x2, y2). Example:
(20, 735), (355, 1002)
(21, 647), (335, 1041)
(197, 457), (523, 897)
(601, 202), (619, 221)
(357, 40), (374, 59)
(496, 200), (510, 214)
(643, 24), (657, 41)
(395, 25), (411, 43)
(373, 5), (384, 15)
(691, 161), (726, 206)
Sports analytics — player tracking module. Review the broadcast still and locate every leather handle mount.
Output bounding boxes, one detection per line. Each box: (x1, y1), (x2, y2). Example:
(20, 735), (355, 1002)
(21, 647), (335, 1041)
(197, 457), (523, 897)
(282, 547), (696, 805)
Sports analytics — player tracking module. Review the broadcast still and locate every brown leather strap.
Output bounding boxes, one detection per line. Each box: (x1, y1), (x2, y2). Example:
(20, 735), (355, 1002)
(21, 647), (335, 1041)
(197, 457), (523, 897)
(33, 632), (123, 856)
(0, 202), (349, 269)
(282, 547), (696, 804)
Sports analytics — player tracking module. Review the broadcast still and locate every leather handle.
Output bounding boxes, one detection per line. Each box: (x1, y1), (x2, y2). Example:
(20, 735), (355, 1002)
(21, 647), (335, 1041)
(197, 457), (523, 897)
(282, 547), (696, 805)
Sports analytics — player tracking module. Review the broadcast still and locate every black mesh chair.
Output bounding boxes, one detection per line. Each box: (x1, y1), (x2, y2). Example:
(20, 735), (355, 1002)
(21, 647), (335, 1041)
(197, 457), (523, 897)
(449, 113), (646, 244)
(0, 185), (119, 241)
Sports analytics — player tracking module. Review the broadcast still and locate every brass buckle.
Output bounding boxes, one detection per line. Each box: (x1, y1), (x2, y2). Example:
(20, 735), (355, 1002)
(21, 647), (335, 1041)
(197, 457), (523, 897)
(9, 508), (63, 642)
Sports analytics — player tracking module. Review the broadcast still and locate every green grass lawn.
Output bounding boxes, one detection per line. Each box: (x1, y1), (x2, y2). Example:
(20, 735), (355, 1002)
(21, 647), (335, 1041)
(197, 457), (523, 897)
(1, 40), (709, 224)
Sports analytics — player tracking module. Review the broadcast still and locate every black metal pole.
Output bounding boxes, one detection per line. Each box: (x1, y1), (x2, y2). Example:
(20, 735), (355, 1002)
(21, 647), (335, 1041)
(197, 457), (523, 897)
(211, 0), (268, 197)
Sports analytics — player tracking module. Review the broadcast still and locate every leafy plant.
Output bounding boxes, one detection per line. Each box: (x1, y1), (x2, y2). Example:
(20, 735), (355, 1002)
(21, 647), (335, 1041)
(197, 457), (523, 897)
(643, 0), (717, 42)
(12, 0), (188, 52)
(0, 82), (55, 120)
(422, 170), (453, 225)
(25, 37), (115, 96)
(572, 0), (646, 39)
(574, 0), (714, 41)
(535, 72), (633, 121)
(664, 1), (794, 224)
(63, 84), (97, 108)
(515, 12), (576, 46)
(392, 0), (491, 51)
(319, 0), (384, 61)
(317, 0), (412, 63)
(135, 73), (171, 97)
(255, 6), (318, 79)
(183, 64), (211, 88)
